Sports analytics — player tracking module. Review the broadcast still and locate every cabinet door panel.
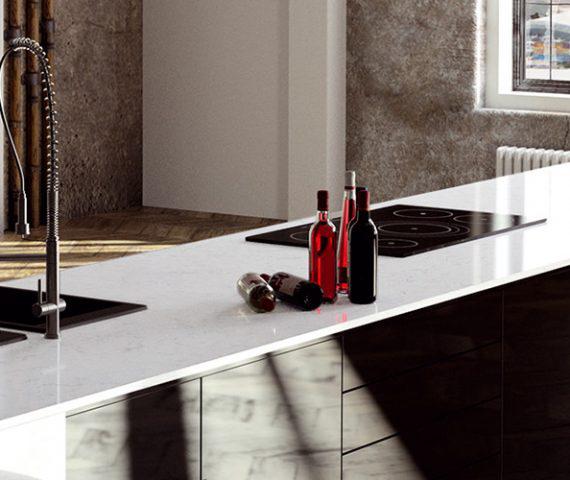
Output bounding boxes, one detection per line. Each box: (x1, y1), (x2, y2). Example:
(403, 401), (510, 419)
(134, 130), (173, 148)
(504, 267), (570, 480)
(343, 399), (500, 480)
(343, 343), (500, 452)
(202, 340), (342, 480)
(66, 379), (200, 480)
(343, 290), (501, 390)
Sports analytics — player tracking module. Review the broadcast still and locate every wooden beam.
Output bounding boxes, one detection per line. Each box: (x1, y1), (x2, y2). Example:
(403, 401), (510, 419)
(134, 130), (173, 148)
(41, 0), (55, 226)
(41, 0), (54, 63)
(6, 0), (26, 229)
(27, 0), (42, 227)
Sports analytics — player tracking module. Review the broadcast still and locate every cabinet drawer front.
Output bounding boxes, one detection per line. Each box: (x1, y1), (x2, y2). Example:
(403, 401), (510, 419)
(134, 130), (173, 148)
(343, 398), (500, 480)
(343, 343), (500, 452)
(343, 289), (501, 391)
(202, 340), (341, 480)
(67, 380), (200, 480)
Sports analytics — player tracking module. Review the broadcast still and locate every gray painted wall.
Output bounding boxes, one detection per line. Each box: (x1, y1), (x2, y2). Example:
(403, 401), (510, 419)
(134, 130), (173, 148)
(347, 0), (570, 203)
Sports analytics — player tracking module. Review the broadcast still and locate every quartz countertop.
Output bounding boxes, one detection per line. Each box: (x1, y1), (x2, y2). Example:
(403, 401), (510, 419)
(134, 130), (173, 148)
(0, 165), (566, 430)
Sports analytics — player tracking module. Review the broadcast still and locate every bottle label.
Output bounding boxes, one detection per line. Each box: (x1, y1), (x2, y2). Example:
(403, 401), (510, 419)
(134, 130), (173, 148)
(271, 272), (300, 297)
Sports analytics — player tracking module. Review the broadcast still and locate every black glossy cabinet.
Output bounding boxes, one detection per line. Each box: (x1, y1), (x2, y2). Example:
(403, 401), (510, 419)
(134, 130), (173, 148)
(343, 289), (502, 391)
(201, 339), (342, 480)
(343, 290), (502, 479)
(66, 379), (200, 479)
(343, 343), (501, 452)
(503, 267), (570, 480)
(343, 399), (501, 480)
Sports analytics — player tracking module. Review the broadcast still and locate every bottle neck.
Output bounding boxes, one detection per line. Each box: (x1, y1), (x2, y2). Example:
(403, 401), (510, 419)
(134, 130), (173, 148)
(317, 210), (329, 222)
(356, 208), (370, 221)
(343, 187), (356, 200)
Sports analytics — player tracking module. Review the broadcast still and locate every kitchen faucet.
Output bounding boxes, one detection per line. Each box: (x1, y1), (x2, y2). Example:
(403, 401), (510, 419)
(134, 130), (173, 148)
(0, 37), (65, 339)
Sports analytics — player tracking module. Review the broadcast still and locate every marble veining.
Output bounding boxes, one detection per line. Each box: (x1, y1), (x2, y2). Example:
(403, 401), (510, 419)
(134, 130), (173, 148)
(0, 165), (567, 431)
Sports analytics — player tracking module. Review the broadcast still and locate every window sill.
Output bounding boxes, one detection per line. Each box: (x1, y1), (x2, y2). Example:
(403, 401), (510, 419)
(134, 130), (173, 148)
(485, 90), (570, 115)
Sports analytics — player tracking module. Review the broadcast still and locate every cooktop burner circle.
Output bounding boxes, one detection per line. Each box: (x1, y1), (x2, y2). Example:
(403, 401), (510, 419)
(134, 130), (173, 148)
(378, 238), (419, 249)
(290, 231), (309, 242)
(393, 208), (453, 219)
(378, 222), (470, 237)
(453, 213), (510, 226)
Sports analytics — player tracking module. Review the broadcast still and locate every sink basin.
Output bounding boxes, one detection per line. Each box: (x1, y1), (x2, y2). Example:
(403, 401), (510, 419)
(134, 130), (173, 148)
(0, 286), (147, 334)
(0, 330), (27, 346)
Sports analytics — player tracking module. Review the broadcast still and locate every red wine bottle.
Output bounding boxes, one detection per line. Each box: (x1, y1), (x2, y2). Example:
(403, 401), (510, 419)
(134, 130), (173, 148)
(309, 190), (337, 303)
(237, 273), (276, 313)
(337, 171), (357, 293)
(266, 272), (323, 311)
(348, 189), (378, 304)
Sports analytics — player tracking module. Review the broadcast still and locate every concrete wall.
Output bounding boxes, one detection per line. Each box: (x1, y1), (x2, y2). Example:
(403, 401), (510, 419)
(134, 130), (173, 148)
(347, 0), (570, 204)
(144, 0), (345, 220)
(55, 0), (142, 218)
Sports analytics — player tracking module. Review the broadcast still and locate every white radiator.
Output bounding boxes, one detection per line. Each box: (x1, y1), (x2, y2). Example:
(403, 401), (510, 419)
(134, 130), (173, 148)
(496, 146), (570, 177)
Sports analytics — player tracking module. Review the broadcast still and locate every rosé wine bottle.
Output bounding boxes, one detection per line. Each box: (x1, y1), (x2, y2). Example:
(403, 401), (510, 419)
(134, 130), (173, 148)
(337, 171), (357, 293)
(309, 190), (337, 303)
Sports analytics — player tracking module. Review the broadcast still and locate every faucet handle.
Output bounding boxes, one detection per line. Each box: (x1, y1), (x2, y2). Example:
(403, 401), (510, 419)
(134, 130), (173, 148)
(36, 279), (45, 304)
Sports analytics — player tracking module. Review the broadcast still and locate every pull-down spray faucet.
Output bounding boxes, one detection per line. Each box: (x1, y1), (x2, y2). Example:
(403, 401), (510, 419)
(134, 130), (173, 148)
(0, 37), (65, 339)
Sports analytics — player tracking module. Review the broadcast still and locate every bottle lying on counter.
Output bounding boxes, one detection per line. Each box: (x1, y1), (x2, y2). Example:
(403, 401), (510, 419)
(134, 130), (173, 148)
(309, 190), (337, 303)
(263, 272), (324, 311)
(337, 171), (357, 293)
(349, 188), (378, 304)
(237, 273), (276, 313)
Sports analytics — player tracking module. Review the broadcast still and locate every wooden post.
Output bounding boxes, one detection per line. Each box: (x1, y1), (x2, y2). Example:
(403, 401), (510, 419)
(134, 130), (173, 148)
(41, 0), (54, 63)
(5, 0), (26, 229)
(41, 0), (54, 226)
(27, 0), (42, 227)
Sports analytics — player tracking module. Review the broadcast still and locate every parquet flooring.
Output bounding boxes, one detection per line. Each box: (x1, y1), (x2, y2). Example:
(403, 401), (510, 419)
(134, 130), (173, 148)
(0, 207), (281, 282)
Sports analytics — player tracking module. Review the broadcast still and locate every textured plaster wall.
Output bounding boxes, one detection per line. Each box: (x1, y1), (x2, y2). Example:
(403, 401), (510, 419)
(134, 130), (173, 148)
(347, 0), (570, 202)
(55, 0), (142, 218)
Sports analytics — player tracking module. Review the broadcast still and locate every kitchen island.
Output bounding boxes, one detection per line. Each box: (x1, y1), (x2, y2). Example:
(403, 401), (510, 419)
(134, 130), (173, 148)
(0, 165), (568, 479)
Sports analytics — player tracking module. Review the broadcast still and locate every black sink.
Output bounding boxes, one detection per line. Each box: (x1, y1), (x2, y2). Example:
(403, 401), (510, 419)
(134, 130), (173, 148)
(0, 330), (27, 345)
(0, 286), (147, 334)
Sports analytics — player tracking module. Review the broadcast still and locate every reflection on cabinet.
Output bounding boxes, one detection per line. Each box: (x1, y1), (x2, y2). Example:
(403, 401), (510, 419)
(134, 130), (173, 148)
(343, 289), (502, 479)
(504, 267), (570, 480)
(66, 379), (200, 480)
(343, 289), (501, 391)
(343, 399), (500, 480)
(202, 339), (342, 480)
(343, 343), (500, 452)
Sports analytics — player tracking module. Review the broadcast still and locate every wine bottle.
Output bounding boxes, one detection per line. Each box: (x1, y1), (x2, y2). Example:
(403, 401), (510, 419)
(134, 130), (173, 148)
(337, 171), (357, 293)
(237, 273), (276, 313)
(348, 189), (378, 304)
(309, 190), (337, 303)
(266, 272), (323, 311)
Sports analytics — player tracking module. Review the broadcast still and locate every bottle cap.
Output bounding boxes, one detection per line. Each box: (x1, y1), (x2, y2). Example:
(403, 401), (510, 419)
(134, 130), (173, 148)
(303, 283), (324, 311)
(357, 189), (370, 211)
(259, 292), (276, 312)
(317, 190), (329, 211)
(345, 171), (356, 188)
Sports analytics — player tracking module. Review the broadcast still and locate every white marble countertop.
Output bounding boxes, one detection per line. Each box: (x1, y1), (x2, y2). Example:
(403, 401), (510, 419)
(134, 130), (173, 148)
(0, 165), (567, 430)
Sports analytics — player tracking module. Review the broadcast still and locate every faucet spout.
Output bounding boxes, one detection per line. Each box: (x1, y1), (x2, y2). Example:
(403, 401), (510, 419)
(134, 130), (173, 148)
(0, 37), (64, 339)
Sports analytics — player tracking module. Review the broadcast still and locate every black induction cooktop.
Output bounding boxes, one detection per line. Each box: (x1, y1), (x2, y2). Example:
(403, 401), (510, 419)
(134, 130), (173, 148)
(246, 204), (547, 258)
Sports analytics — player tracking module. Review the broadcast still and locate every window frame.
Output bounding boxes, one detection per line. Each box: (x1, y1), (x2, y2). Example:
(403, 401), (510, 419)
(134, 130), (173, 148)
(513, 0), (570, 94)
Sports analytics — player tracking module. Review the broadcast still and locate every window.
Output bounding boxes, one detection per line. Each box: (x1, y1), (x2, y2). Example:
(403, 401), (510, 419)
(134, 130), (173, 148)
(513, 0), (570, 93)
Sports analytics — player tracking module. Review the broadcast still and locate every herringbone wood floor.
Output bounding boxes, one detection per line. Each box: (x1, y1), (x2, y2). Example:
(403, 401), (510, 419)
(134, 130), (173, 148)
(0, 207), (281, 282)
